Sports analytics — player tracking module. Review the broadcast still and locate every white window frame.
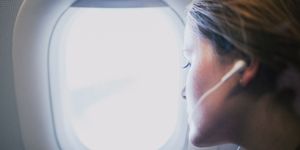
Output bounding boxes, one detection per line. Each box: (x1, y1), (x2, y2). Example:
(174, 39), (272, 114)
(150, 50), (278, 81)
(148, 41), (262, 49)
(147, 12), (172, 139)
(13, 0), (189, 150)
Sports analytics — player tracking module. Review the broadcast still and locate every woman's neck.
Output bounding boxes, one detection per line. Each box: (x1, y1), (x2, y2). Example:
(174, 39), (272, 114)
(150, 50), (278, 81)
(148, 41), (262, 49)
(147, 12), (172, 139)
(239, 93), (300, 150)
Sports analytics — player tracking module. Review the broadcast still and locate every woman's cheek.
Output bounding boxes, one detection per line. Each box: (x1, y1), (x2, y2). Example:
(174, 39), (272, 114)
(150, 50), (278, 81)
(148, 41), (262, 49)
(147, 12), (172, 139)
(185, 72), (196, 117)
(186, 67), (204, 117)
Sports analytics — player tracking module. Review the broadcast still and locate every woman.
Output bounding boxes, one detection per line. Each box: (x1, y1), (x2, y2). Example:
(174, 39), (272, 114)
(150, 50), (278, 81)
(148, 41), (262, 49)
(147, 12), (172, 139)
(182, 0), (300, 149)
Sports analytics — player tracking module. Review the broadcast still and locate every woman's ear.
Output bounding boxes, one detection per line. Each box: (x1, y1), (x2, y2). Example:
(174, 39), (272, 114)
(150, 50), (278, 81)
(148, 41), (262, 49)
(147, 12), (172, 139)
(240, 58), (260, 86)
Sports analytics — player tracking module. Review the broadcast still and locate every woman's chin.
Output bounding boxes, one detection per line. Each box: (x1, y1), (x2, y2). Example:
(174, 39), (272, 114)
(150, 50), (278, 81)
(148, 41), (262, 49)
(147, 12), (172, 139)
(188, 126), (204, 147)
(188, 123), (218, 147)
(189, 134), (219, 148)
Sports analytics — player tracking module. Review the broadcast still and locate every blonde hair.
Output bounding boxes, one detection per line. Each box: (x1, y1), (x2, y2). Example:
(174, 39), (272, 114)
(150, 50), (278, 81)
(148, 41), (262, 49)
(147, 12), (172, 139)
(188, 0), (300, 71)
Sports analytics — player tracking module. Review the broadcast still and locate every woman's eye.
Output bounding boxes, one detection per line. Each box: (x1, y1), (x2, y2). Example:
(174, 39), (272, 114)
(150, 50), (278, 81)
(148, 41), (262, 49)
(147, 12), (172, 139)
(182, 62), (191, 69)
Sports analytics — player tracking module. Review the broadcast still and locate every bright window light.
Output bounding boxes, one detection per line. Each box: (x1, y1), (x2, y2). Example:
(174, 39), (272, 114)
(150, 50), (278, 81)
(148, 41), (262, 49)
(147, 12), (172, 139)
(57, 6), (183, 150)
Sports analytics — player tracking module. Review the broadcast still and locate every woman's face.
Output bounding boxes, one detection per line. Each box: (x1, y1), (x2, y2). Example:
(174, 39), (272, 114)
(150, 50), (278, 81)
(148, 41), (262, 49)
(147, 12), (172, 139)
(183, 20), (243, 147)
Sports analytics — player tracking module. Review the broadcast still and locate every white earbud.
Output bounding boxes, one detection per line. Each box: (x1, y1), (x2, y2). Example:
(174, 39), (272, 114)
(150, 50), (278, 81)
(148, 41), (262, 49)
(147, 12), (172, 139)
(221, 60), (247, 82)
(199, 60), (246, 102)
(188, 60), (246, 123)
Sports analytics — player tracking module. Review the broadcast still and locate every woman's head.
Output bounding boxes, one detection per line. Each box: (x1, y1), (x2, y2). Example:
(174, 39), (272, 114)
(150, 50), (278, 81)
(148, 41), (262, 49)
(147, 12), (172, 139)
(184, 0), (300, 147)
(187, 0), (300, 69)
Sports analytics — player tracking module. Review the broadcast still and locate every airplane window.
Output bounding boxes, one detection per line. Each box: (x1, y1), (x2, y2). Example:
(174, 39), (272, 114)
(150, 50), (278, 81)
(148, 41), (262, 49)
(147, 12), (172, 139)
(51, 5), (184, 150)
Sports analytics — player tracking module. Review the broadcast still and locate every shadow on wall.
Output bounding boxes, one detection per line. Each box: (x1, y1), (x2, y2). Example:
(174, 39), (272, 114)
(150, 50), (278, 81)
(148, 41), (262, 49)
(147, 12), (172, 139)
(188, 143), (242, 150)
(0, 0), (25, 149)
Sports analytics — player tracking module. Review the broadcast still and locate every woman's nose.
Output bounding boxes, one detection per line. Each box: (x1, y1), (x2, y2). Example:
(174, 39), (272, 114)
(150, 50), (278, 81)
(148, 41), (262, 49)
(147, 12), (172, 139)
(181, 87), (186, 100)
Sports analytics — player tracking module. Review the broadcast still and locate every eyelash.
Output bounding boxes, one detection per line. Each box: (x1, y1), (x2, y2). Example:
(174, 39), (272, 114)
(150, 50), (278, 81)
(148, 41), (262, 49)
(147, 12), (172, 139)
(182, 62), (191, 69)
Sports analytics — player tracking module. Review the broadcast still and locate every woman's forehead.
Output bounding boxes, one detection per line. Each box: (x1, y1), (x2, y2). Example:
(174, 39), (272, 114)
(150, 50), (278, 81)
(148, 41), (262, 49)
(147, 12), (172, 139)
(183, 25), (198, 59)
(184, 21), (200, 45)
